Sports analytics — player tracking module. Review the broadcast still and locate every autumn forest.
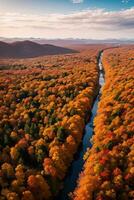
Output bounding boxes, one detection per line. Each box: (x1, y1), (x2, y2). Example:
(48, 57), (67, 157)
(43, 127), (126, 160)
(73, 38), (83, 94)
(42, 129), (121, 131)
(0, 44), (134, 200)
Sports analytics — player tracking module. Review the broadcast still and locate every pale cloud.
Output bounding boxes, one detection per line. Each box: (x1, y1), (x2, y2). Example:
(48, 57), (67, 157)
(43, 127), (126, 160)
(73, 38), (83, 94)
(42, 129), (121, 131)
(71, 0), (84, 3)
(0, 8), (134, 39)
(122, 0), (129, 3)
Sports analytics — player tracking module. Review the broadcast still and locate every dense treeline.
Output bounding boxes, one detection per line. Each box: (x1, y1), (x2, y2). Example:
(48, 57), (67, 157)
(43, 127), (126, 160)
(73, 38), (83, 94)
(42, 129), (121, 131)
(73, 46), (134, 200)
(0, 48), (100, 199)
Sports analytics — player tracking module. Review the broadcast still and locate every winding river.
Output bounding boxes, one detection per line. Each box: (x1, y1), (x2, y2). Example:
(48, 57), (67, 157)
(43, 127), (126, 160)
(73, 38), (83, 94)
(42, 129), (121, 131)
(56, 51), (105, 200)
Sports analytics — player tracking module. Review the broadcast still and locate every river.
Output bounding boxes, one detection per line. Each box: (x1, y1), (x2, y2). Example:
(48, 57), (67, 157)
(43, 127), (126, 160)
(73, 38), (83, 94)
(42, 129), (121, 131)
(56, 51), (105, 200)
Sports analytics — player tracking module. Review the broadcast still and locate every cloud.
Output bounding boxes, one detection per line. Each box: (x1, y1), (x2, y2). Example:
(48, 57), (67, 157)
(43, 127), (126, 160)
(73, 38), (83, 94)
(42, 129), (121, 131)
(122, 0), (129, 3)
(0, 8), (134, 39)
(71, 0), (84, 3)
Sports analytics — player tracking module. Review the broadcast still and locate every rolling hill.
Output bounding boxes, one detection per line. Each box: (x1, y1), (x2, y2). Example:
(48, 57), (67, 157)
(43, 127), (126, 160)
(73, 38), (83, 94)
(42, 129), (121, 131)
(0, 40), (78, 58)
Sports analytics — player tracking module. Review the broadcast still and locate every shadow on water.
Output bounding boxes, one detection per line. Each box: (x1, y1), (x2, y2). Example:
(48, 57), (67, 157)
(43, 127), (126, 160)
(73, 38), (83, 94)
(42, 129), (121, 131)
(56, 51), (105, 200)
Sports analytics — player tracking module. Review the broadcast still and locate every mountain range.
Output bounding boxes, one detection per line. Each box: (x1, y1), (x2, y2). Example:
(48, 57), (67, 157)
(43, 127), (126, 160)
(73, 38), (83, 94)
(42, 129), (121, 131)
(0, 37), (134, 46)
(0, 40), (78, 58)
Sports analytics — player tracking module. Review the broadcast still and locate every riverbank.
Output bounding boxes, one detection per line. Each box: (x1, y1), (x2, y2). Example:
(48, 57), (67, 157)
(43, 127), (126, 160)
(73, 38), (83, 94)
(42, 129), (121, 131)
(56, 51), (105, 200)
(73, 46), (134, 200)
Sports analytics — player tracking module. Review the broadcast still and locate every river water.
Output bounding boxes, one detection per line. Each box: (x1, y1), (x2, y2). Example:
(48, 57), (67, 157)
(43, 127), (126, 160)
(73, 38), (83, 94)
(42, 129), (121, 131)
(56, 51), (105, 200)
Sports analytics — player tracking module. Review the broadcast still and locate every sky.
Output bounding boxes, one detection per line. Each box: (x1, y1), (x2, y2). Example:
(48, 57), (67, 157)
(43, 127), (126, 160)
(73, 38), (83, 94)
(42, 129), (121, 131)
(0, 0), (134, 39)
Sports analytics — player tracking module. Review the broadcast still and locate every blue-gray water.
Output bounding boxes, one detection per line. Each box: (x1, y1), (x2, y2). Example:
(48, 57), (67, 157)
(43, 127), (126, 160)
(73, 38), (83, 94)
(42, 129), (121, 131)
(56, 52), (104, 200)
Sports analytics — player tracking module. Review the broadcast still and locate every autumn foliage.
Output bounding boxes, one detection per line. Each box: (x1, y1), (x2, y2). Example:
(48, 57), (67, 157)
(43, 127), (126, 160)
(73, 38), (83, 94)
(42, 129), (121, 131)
(73, 46), (134, 200)
(0, 48), (101, 199)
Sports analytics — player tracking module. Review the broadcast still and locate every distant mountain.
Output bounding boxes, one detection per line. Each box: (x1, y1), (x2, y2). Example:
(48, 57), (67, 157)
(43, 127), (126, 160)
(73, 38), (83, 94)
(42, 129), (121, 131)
(34, 38), (134, 46)
(0, 37), (134, 47)
(0, 40), (78, 58)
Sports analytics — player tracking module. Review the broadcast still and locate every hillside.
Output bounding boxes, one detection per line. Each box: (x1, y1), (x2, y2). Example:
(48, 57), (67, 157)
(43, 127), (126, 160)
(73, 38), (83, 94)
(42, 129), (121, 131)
(0, 40), (78, 58)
